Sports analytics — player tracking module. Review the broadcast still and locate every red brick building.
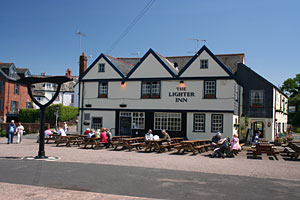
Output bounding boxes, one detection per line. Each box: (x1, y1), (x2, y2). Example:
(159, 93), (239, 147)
(0, 63), (32, 122)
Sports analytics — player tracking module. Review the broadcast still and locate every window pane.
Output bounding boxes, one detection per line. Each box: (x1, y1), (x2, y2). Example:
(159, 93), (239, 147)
(194, 114), (205, 131)
(205, 81), (215, 97)
(212, 114), (223, 133)
(154, 112), (181, 131)
(251, 90), (263, 107)
(92, 117), (102, 129)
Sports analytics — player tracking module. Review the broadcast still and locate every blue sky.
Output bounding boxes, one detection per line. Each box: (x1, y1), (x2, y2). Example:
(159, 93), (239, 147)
(1, 0), (299, 86)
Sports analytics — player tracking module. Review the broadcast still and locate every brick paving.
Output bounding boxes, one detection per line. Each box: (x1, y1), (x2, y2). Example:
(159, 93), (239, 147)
(0, 129), (300, 199)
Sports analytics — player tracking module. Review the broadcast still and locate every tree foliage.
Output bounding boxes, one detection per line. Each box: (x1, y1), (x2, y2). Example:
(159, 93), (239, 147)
(19, 104), (78, 124)
(280, 74), (300, 97)
(281, 74), (300, 126)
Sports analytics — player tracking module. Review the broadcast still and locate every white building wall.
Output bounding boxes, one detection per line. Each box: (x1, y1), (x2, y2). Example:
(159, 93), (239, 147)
(187, 112), (234, 140)
(79, 110), (116, 135)
(180, 50), (229, 77)
(82, 79), (237, 111)
(129, 53), (174, 78)
(82, 57), (122, 80)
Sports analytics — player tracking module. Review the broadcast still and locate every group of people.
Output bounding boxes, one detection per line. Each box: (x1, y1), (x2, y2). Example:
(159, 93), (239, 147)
(84, 128), (112, 147)
(6, 120), (24, 144)
(210, 132), (241, 158)
(145, 129), (171, 144)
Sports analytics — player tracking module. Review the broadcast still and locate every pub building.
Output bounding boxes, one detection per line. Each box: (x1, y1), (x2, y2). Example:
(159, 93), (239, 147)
(77, 45), (287, 141)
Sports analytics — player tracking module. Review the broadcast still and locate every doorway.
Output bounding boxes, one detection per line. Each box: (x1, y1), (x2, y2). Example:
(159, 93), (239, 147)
(119, 117), (131, 136)
(252, 121), (264, 138)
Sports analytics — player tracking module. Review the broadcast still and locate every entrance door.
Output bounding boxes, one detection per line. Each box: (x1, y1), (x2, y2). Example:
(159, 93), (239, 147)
(119, 117), (131, 136)
(252, 121), (264, 138)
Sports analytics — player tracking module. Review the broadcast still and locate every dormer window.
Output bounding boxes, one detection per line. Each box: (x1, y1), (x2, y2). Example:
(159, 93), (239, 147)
(25, 71), (30, 77)
(98, 63), (105, 72)
(200, 59), (208, 69)
(9, 67), (16, 78)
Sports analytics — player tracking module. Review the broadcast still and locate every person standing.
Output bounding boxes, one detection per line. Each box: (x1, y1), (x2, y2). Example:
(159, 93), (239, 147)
(16, 122), (24, 144)
(7, 120), (17, 144)
(63, 122), (68, 134)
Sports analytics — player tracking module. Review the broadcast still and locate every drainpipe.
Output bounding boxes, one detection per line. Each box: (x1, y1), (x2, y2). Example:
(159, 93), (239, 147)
(80, 82), (85, 135)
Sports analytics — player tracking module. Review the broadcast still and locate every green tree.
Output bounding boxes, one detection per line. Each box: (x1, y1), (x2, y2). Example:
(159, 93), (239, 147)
(281, 74), (300, 127)
(280, 74), (300, 97)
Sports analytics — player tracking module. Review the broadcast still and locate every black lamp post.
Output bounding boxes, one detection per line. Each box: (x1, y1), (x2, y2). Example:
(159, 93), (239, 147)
(18, 76), (72, 159)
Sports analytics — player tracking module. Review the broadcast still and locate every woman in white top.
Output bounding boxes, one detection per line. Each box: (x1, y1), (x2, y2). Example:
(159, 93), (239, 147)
(16, 122), (24, 144)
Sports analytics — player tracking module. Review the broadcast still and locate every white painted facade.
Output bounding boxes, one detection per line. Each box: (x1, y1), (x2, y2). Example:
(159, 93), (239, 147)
(78, 46), (242, 139)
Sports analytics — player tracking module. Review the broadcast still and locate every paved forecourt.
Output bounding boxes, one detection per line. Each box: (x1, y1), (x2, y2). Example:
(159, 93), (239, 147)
(0, 133), (300, 199)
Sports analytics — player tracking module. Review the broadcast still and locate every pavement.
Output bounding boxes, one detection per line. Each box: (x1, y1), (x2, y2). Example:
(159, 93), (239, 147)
(0, 127), (299, 199)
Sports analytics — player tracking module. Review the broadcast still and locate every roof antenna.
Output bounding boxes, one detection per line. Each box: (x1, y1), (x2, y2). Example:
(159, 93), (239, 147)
(76, 29), (87, 55)
(131, 51), (141, 57)
(189, 38), (206, 50)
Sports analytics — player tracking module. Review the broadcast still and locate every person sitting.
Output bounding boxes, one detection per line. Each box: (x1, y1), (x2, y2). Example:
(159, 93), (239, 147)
(252, 131), (262, 145)
(95, 129), (101, 138)
(84, 128), (90, 135)
(100, 128), (108, 147)
(106, 128), (113, 147)
(44, 126), (52, 138)
(230, 133), (241, 157)
(145, 129), (154, 144)
(161, 129), (171, 144)
(211, 132), (222, 148)
(57, 126), (67, 136)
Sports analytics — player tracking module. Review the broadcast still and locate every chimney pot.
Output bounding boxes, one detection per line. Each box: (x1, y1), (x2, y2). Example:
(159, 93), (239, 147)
(79, 52), (87, 76)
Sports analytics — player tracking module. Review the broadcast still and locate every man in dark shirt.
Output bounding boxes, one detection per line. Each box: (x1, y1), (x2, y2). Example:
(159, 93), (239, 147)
(211, 132), (222, 148)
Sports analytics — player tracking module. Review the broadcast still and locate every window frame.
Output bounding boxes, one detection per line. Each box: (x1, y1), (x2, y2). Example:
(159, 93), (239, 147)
(98, 81), (108, 98)
(211, 114), (223, 133)
(98, 63), (105, 72)
(0, 81), (3, 93)
(154, 112), (181, 131)
(141, 81), (161, 99)
(120, 112), (145, 129)
(204, 80), (216, 99)
(193, 114), (205, 132)
(14, 83), (20, 95)
(250, 90), (264, 108)
(91, 117), (103, 130)
(200, 59), (208, 69)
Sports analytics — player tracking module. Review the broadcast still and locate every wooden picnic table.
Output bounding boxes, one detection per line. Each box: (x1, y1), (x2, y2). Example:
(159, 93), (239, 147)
(114, 137), (145, 151)
(284, 142), (300, 159)
(176, 139), (210, 155)
(55, 135), (83, 147)
(144, 139), (166, 153)
(45, 133), (59, 144)
(112, 136), (130, 141)
(252, 143), (278, 160)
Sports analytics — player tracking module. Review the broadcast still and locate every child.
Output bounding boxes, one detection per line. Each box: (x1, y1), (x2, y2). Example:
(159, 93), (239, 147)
(230, 133), (241, 157)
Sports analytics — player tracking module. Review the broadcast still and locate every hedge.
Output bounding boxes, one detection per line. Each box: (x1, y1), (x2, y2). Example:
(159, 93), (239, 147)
(19, 104), (78, 124)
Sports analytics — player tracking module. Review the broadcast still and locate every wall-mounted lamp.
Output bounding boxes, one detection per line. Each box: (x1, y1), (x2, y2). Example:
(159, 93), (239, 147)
(121, 81), (126, 87)
(179, 80), (185, 87)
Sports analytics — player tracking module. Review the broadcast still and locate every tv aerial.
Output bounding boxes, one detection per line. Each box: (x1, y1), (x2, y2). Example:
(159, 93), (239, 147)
(76, 29), (87, 54)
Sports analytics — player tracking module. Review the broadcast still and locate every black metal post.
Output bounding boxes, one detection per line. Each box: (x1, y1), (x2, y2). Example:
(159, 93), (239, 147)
(37, 107), (46, 158)
(18, 76), (71, 160)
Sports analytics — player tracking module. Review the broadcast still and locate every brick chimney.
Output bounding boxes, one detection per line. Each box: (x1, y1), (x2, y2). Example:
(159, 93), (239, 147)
(66, 68), (72, 77)
(79, 52), (87, 76)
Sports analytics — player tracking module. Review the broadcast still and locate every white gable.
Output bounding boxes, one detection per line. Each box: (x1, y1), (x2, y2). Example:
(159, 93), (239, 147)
(180, 50), (230, 77)
(129, 53), (174, 79)
(82, 57), (122, 80)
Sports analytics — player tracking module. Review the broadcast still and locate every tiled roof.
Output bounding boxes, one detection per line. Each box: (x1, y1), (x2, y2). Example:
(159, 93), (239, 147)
(117, 53), (244, 75)
(105, 55), (133, 75)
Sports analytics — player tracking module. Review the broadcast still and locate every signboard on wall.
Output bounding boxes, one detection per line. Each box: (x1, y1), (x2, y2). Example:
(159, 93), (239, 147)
(288, 106), (296, 113)
(168, 86), (196, 102)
